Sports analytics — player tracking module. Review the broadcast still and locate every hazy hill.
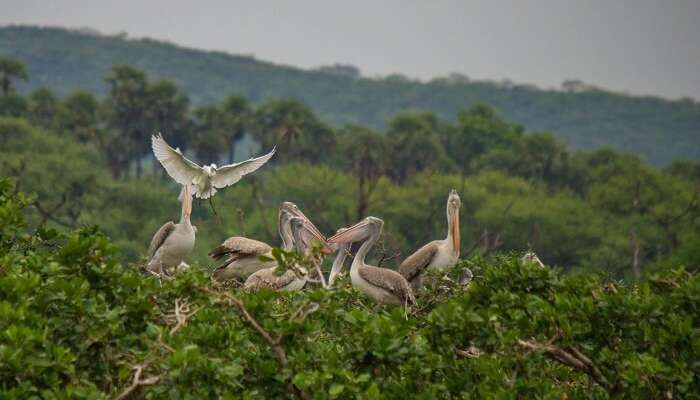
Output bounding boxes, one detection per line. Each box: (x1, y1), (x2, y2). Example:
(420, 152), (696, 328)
(1, 25), (698, 165)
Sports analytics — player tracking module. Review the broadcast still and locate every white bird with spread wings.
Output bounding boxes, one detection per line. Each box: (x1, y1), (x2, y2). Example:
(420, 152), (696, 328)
(151, 133), (276, 199)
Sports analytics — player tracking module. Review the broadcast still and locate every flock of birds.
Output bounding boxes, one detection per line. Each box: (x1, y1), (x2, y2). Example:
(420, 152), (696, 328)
(145, 133), (543, 306)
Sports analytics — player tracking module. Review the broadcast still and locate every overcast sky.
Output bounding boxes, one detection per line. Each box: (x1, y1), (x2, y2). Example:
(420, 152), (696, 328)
(2, 0), (699, 99)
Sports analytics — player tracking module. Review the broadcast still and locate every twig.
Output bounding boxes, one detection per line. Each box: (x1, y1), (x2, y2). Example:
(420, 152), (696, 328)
(201, 287), (309, 400)
(517, 338), (612, 392)
(116, 363), (161, 400)
(165, 298), (200, 335)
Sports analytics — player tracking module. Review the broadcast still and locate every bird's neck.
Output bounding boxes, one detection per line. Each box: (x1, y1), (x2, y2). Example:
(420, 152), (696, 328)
(179, 212), (191, 227)
(333, 246), (348, 270)
(352, 233), (377, 272)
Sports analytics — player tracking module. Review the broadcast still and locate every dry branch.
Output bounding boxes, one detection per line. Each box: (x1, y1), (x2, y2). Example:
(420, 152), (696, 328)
(202, 287), (309, 400)
(517, 338), (612, 392)
(116, 363), (161, 400)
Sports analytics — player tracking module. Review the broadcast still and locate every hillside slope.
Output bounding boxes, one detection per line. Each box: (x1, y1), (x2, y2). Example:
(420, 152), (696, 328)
(1, 25), (699, 165)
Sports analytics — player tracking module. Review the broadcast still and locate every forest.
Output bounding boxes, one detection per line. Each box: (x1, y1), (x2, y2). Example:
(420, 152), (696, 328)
(2, 25), (700, 166)
(1, 53), (699, 398)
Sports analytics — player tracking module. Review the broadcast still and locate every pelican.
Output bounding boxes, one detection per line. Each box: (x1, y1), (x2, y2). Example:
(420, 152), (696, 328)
(209, 203), (326, 281)
(244, 216), (323, 292)
(152, 133), (275, 199)
(521, 251), (545, 268)
(327, 228), (350, 287)
(146, 184), (196, 276)
(327, 217), (415, 306)
(399, 189), (461, 288)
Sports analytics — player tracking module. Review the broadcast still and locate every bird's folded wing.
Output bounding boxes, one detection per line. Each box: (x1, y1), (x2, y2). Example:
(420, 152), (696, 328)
(212, 147), (276, 188)
(147, 221), (176, 260)
(245, 268), (297, 291)
(152, 133), (202, 185)
(359, 265), (414, 303)
(209, 237), (272, 259)
(398, 241), (439, 281)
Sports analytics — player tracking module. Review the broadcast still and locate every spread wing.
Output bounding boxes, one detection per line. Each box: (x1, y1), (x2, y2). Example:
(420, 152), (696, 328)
(152, 133), (203, 185)
(398, 241), (439, 282)
(359, 266), (416, 305)
(147, 221), (176, 260)
(212, 147), (276, 189)
(208, 237), (272, 260)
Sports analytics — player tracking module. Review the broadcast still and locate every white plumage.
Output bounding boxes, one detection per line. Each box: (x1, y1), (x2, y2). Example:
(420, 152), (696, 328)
(151, 133), (276, 199)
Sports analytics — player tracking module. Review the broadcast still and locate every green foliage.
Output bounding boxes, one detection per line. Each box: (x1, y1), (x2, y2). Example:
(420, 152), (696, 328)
(1, 184), (698, 398)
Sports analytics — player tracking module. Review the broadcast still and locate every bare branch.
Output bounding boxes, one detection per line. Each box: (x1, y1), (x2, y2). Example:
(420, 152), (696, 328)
(517, 338), (612, 392)
(165, 298), (200, 336)
(201, 287), (309, 400)
(116, 363), (161, 400)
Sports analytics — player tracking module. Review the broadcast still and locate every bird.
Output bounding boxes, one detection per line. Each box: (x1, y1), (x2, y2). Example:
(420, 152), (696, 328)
(399, 189), (461, 289)
(151, 133), (275, 199)
(459, 267), (473, 287)
(209, 203), (327, 281)
(521, 251), (545, 268)
(243, 216), (323, 292)
(327, 216), (415, 306)
(327, 228), (350, 287)
(146, 184), (196, 277)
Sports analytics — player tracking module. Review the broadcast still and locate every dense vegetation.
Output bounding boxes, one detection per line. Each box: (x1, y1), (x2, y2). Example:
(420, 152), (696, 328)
(0, 55), (698, 279)
(1, 180), (699, 398)
(1, 25), (700, 165)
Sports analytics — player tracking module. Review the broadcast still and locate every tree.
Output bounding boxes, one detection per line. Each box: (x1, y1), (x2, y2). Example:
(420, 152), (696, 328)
(28, 87), (58, 129)
(252, 98), (335, 164)
(56, 91), (102, 145)
(192, 105), (227, 163)
(336, 125), (387, 219)
(144, 80), (191, 148)
(104, 65), (150, 178)
(219, 95), (251, 164)
(386, 111), (454, 182)
(0, 56), (28, 96)
(443, 104), (520, 174)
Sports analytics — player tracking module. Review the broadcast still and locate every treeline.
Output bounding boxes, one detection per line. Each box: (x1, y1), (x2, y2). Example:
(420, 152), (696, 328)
(0, 56), (699, 277)
(2, 25), (700, 165)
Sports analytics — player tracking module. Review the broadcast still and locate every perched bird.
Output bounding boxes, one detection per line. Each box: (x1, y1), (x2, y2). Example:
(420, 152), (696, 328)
(328, 217), (415, 306)
(521, 251), (545, 268)
(209, 203), (327, 281)
(244, 216), (323, 292)
(459, 267), (473, 287)
(146, 184), (196, 276)
(151, 133), (275, 199)
(399, 189), (461, 289)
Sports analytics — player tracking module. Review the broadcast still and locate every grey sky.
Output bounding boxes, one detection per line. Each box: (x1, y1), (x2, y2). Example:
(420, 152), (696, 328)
(2, 0), (699, 99)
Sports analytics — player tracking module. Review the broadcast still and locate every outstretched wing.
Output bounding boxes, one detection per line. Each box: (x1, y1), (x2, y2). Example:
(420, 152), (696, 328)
(147, 221), (176, 260)
(212, 147), (276, 189)
(398, 241), (439, 282)
(152, 133), (203, 185)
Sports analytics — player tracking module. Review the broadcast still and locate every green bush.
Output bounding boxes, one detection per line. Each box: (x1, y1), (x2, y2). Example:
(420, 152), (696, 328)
(1, 179), (698, 399)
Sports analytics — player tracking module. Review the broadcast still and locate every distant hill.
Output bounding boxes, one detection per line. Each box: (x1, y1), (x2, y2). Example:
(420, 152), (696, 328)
(1, 25), (698, 165)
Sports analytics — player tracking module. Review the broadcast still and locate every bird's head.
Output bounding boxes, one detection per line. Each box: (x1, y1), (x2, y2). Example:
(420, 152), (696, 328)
(204, 164), (217, 176)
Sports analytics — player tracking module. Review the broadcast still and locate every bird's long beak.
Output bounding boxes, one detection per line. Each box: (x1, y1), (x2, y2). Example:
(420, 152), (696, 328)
(297, 219), (331, 253)
(182, 184), (192, 218)
(327, 219), (370, 244)
(452, 208), (460, 256)
(281, 203), (327, 244)
(328, 237), (349, 286)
